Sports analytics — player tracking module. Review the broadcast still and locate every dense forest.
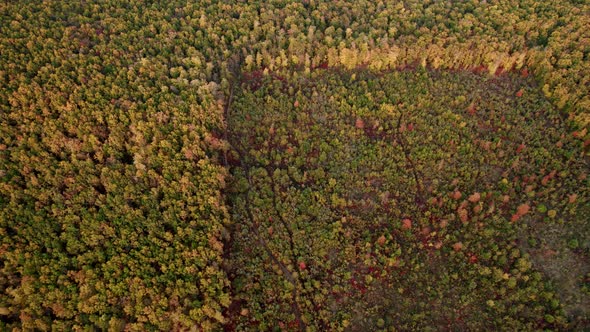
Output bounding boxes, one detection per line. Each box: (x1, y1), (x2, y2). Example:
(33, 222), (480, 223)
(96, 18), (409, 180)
(0, 0), (588, 331)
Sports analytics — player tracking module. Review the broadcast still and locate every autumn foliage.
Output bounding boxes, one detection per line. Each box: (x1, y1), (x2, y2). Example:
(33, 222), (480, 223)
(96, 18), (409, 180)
(1, 0), (589, 330)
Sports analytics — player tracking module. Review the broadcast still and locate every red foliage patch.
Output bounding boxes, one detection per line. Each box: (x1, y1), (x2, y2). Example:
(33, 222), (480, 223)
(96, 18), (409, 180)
(242, 70), (264, 91)
(349, 278), (367, 294)
(494, 66), (505, 76)
(287, 320), (300, 329)
(355, 118), (365, 129)
(402, 218), (412, 230)
(516, 203), (530, 216)
(458, 208), (469, 223)
(314, 62), (329, 70)
(471, 65), (487, 74)
(468, 192), (481, 203)
(467, 103), (477, 116)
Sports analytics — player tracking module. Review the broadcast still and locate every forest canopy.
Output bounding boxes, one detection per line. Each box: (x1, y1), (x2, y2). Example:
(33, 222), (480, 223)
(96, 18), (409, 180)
(0, 0), (588, 331)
